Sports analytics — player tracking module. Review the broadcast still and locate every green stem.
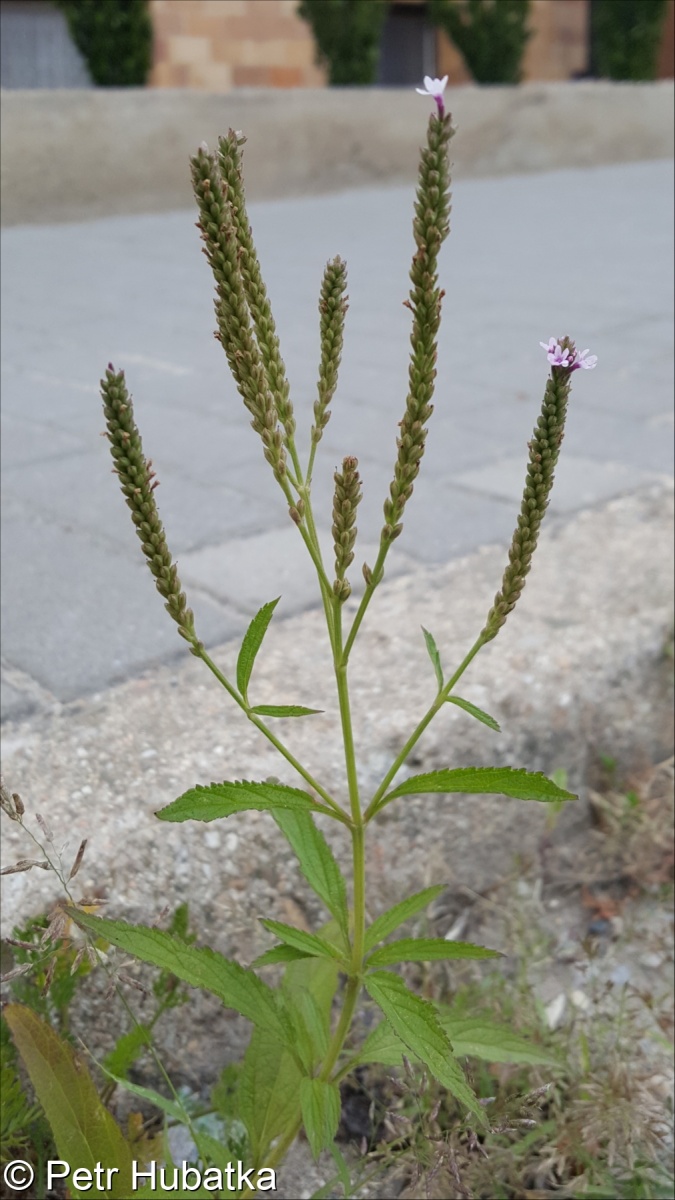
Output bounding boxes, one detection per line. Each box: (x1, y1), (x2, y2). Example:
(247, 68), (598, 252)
(342, 541), (389, 664)
(195, 645), (347, 822)
(364, 632), (487, 822)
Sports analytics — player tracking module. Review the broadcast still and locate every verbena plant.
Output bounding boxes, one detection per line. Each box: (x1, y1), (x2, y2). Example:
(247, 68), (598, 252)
(15, 79), (598, 1181)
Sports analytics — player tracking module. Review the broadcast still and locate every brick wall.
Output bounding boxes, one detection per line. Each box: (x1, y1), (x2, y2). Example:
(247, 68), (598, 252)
(149, 0), (673, 91)
(149, 0), (326, 89)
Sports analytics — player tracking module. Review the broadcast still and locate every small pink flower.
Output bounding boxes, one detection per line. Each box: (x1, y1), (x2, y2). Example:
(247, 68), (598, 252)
(540, 338), (597, 372)
(574, 348), (598, 370)
(415, 75), (448, 116)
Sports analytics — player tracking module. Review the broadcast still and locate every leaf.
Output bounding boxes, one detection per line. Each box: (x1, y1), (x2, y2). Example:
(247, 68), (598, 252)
(5, 1005), (134, 1199)
(260, 920), (347, 965)
(282, 932), (340, 1071)
(252, 945), (314, 968)
(446, 695), (501, 732)
(364, 885), (445, 952)
(67, 912), (287, 1043)
(102, 1025), (152, 1080)
(238, 1027), (303, 1166)
(437, 1011), (561, 1067)
(379, 766), (577, 814)
(356, 1020), (413, 1068)
(96, 1070), (186, 1125)
(367, 937), (503, 969)
(273, 810), (349, 943)
(156, 779), (319, 823)
(250, 705), (323, 718)
(300, 1078), (341, 1160)
(236, 598), (279, 701)
(364, 972), (484, 1122)
(422, 627), (444, 690)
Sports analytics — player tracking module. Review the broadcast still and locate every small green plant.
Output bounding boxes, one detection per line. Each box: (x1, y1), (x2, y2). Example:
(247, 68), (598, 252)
(298, 0), (388, 85)
(3, 80), (601, 1188)
(591, 0), (669, 81)
(56, 0), (152, 87)
(429, 0), (531, 84)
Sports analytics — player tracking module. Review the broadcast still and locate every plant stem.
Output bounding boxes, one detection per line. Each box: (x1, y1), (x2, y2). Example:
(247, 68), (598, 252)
(341, 541), (389, 664)
(195, 645), (347, 822)
(364, 632), (487, 822)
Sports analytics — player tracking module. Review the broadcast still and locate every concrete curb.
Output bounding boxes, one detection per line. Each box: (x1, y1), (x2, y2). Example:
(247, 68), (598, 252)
(1, 81), (673, 226)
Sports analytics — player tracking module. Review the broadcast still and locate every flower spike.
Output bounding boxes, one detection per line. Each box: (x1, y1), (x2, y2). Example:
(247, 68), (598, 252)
(540, 337), (597, 372)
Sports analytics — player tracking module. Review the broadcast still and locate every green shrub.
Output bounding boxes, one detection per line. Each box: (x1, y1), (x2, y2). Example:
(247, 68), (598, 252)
(297, 0), (388, 85)
(57, 0), (152, 87)
(591, 0), (668, 81)
(429, 0), (531, 84)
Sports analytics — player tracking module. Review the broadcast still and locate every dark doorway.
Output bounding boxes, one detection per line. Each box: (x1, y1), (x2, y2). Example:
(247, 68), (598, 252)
(377, 2), (436, 85)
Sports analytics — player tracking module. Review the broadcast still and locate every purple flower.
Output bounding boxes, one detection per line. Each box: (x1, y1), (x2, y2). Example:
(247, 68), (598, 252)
(540, 338), (597, 372)
(415, 75), (448, 117)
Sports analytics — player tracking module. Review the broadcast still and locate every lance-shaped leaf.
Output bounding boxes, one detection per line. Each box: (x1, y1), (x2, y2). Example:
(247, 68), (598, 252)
(364, 885), (445, 952)
(273, 810), (349, 942)
(259, 919), (347, 966)
(250, 705), (323, 718)
(282, 930), (340, 1070)
(67, 912), (287, 1043)
(156, 779), (327, 823)
(446, 695), (501, 732)
(438, 1011), (561, 1067)
(364, 972), (484, 1122)
(376, 766), (577, 815)
(237, 598), (279, 701)
(252, 944), (314, 968)
(300, 1078), (341, 1160)
(5, 1005), (134, 1200)
(422, 627), (444, 690)
(238, 1027), (303, 1166)
(356, 1019), (414, 1068)
(357, 1015), (559, 1069)
(367, 937), (502, 969)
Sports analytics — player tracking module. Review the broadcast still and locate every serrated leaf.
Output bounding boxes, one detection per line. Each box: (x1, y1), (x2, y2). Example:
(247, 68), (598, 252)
(260, 920), (347, 965)
(367, 937), (502, 969)
(364, 972), (484, 1122)
(156, 779), (319, 823)
(237, 598), (279, 701)
(238, 1027), (302, 1166)
(300, 1078), (341, 1160)
(67, 912), (287, 1043)
(273, 810), (349, 942)
(5, 1005), (134, 1199)
(365, 885), (445, 952)
(422, 627), (444, 690)
(356, 1020), (412, 1068)
(252, 944), (314, 968)
(378, 766), (577, 814)
(282, 931), (340, 1070)
(437, 1011), (561, 1067)
(446, 695), (501, 732)
(250, 705), (323, 718)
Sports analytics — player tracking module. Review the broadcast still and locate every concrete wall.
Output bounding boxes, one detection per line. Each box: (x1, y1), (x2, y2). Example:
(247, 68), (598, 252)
(1, 81), (673, 227)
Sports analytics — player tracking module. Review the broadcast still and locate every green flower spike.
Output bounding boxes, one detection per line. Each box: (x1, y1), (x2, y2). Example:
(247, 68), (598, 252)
(100, 365), (200, 651)
(332, 456), (362, 601)
(382, 106), (454, 545)
(313, 257), (349, 448)
(190, 145), (286, 483)
(217, 130), (296, 448)
(482, 336), (590, 641)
